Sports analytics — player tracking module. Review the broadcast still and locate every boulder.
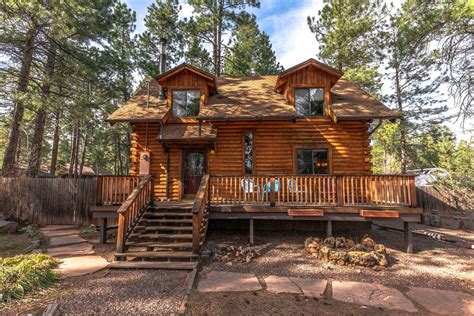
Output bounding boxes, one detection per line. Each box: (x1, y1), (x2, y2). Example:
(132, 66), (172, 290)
(304, 237), (320, 254)
(361, 235), (376, 250)
(348, 251), (376, 267)
(318, 245), (332, 261)
(372, 252), (388, 267)
(329, 250), (348, 265)
(0, 220), (19, 233)
(323, 237), (336, 247)
(335, 237), (346, 248)
(344, 239), (356, 249)
(374, 244), (386, 254)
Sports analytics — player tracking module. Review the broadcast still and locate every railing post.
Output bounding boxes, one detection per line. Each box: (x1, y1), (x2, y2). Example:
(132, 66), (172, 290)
(409, 176), (417, 207)
(116, 213), (126, 254)
(336, 176), (344, 206)
(270, 177), (275, 206)
(192, 213), (200, 254)
(96, 176), (102, 205)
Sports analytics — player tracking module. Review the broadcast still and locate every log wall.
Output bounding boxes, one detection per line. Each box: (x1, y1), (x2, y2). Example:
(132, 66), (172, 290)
(130, 118), (371, 201)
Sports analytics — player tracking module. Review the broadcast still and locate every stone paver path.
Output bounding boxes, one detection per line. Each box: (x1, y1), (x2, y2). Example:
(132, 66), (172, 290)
(41, 225), (109, 278)
(406, 287), (474, 315)
(49, 235), (87, 247)
(198, 271), (262, 292)
(290, 277), (327, 297)
(196, 271), (473, 314)
(54, 256), (109, 278)
(47, 243), (94, 257)
(264, 276), (301, 294)
(332, 280), (417, 313)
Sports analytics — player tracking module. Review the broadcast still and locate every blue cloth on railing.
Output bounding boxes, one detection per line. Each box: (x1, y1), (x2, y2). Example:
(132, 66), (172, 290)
(266, 179), (279, 193)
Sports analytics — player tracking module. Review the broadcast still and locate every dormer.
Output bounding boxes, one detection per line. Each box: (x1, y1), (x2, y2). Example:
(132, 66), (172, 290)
(156, 63), (217, 121)
(274, 59), (343, 117)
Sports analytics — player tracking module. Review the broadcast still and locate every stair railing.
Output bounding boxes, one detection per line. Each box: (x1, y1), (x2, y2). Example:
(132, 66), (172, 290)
(116, 175), (153, 254)
(192, 174), (210, 254)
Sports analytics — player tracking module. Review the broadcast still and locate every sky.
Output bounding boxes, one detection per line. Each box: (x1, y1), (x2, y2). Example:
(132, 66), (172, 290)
(124, 0), (471, 140)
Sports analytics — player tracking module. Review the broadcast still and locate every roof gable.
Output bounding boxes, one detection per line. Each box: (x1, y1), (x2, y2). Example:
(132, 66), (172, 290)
(156, 63), (217, 94)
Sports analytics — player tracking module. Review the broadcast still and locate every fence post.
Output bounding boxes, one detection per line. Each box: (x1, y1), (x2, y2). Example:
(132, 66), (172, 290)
(270, 177), (276, 206)
(116, 213), (126, 254)
(410, 176), (417, 207)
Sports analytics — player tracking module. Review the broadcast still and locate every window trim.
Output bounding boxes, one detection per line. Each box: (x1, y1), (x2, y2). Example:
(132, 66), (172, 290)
(242, 130), (255, 175)
(293, 86), (326, 117)
(293, 145), (332, 174)
(171, 88), (201, 118)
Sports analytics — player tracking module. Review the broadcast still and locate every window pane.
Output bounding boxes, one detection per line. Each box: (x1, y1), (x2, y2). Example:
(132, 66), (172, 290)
(295, 89), (310, 116)
(186, 90), (200, 116)
(309, 88), (324, 116)
(172, 90), (186, 118)
(297, 150), (313, 174)
(313, 149), (328, 174)
(244, 132), (253, 174)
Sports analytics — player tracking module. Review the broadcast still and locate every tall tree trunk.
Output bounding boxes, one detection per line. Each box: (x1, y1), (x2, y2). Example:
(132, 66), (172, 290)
(27, 44), (57, 177)
(50, 109), (60, 175)
(2, 24), (39, 176)
(68, 121), (79, 177)
(394, 64), (407, 174)
(74, 123), (80, 178)
(79, 132), (88, 177)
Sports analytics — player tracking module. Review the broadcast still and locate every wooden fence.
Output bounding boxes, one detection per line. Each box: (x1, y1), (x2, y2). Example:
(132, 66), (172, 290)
(0, 177), (97, 225)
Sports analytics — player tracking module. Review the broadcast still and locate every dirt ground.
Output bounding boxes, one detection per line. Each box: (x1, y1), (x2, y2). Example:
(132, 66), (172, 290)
(200, 225), (474, 294)
(187, 291), (420, 316)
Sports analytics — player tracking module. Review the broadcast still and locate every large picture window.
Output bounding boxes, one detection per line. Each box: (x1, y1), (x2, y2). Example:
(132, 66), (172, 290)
(296, 149), (329, 174)
(294, 88), (325, 116)
(172, 90), (200, 117)
(244, 131), (253, 174)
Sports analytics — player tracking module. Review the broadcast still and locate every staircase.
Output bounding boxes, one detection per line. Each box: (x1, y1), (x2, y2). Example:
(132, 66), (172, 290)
(109, 175), (210, 270)
(109, 202), (198, 270)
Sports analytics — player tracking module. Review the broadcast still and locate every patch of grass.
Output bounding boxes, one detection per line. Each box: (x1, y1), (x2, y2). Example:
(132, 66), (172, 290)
(79, 224), (97, 234)
(0, 254), (58, 302)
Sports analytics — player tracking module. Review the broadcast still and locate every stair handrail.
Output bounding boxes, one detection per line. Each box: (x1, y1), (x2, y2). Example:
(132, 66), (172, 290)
(116, 175), (153, 254)
(192, 174), (210, 254)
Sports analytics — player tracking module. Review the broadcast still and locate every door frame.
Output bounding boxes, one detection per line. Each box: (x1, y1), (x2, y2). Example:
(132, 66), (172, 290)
(181, 148), (208, 199)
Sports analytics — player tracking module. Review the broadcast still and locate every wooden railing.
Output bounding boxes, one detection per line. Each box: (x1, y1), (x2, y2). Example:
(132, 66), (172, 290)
(96, 176), (141, 205)
(210, 174), (416, 207)
(116, 175), (153, 253)
(192, 175), (210, 254)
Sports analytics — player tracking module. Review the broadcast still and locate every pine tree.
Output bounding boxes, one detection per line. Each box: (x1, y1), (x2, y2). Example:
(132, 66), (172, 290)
(307, 0), (387, 94)
(187, 0), (260, 76)
(223, 13), (281, 76)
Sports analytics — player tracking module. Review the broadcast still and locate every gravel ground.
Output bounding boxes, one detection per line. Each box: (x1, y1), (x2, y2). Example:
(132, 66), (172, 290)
(188, 291), (417, 316)
(55, 270), (188, 314)
(201, 225), (474, 294)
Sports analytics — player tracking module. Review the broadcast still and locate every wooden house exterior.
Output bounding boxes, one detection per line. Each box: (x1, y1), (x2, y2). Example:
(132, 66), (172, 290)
(95, 57), (421, 269)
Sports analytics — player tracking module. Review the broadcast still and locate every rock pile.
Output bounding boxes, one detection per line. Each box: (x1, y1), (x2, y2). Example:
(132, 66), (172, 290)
(304, 235), (388, 267)
(210, 243), (260, 265)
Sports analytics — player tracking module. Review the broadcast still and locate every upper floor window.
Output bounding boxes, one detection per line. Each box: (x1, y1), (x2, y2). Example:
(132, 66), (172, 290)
(172, 89), (200, 117)
(296, 149), (329, 174)
(294, 88), (325, 116)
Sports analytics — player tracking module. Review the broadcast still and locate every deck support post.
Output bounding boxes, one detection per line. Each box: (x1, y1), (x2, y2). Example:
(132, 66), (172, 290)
(404, 221), (413, 253)
(100, 218), (107, 244)
(326, 220), (332, 237)
(249, 218), (254, 245)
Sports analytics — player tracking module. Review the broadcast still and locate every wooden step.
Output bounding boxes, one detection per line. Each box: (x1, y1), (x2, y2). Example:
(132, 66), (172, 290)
(143, 212), (192, 218)
(135, 226), (192, 231)
(109, 261), (197, 270)
(139, 219), (193, 224)
(126, 241), (192, 249)
(129, 233), (193, 240)
(115, 251), (197, 259)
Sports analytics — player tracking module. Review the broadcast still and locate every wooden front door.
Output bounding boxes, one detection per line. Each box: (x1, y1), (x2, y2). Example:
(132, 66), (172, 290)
(183, 150), (207, 195)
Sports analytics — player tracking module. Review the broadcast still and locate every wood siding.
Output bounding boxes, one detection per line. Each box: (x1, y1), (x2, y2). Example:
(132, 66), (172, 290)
(130, 118), (371, 201)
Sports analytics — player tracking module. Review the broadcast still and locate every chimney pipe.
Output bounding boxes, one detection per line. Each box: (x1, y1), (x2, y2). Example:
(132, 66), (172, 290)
(158, 38), (167, 101)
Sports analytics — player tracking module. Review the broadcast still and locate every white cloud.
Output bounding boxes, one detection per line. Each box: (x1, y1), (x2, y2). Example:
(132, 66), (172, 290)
(258, 0), (324, 69)
(179, 3), (194, 19)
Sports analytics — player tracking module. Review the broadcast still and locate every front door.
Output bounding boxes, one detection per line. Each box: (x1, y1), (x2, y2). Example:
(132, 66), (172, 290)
(183, 150), (206, 195)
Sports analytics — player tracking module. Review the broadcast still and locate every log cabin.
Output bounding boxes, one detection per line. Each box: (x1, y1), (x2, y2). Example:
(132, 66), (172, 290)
(93, 40), (421, 269)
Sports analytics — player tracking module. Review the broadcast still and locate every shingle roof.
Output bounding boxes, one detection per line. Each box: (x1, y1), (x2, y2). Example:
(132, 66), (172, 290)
(329, 78), (400, 120)
(158, 124), (216, 141)
(106, 79), (169, 122)
(198, 76), (297, 120)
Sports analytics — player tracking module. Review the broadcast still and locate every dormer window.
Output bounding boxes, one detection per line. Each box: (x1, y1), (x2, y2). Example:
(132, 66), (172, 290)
(295, 88), (325, 116)
(172, 89), (200, 117)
